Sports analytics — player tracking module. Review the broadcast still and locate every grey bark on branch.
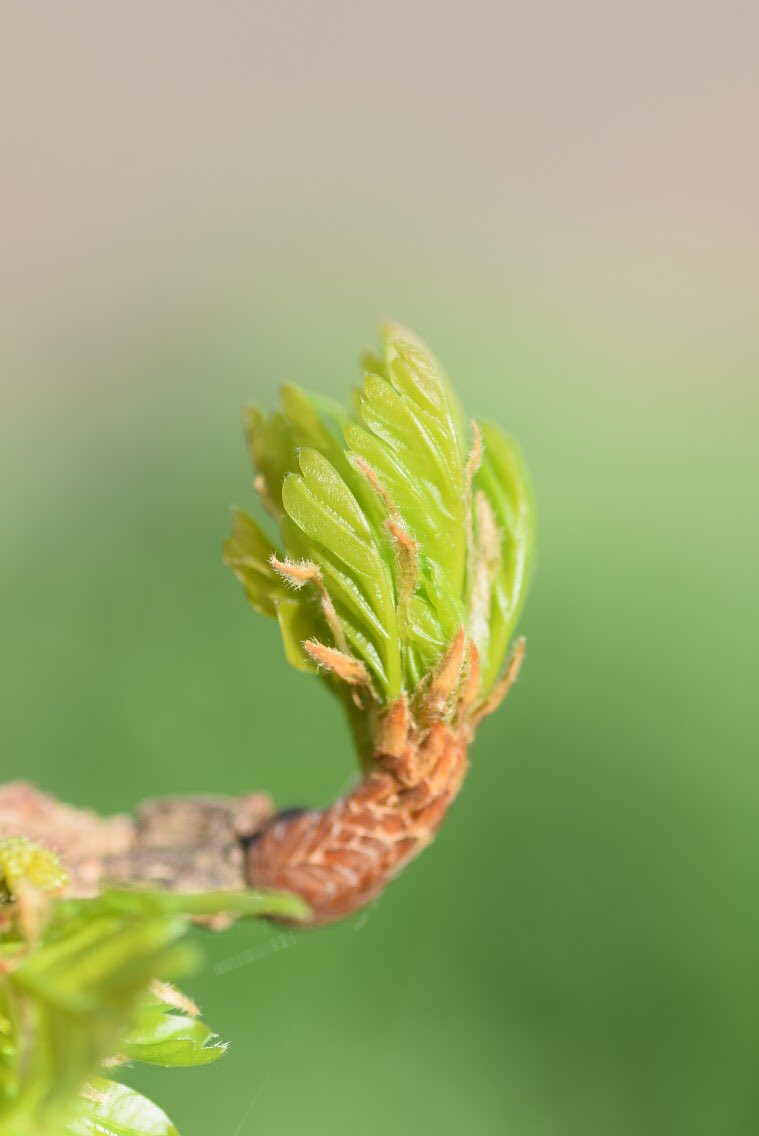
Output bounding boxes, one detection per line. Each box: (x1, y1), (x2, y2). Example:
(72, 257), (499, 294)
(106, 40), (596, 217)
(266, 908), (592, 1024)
(0, 781), (274, 901)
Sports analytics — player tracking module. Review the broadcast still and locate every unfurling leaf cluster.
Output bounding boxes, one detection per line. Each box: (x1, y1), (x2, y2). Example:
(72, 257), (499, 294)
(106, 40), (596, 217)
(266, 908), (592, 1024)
(226, 324), (533, 758)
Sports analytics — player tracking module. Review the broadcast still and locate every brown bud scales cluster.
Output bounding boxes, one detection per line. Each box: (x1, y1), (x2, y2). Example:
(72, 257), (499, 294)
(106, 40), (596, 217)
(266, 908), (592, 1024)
(247, 632), (524, 924)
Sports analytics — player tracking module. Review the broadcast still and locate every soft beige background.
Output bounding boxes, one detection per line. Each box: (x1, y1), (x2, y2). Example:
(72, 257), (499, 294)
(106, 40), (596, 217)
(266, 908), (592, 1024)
(2, 3), (758, 1134)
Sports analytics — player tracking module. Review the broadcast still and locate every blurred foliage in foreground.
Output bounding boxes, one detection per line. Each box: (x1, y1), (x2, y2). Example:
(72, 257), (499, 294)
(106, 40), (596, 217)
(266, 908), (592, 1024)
(0, 838), (307, 1136)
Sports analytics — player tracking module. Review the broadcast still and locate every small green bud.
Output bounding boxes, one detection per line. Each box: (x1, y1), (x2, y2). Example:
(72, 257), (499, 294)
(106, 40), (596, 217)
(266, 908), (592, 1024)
(0, 837), (68, 902)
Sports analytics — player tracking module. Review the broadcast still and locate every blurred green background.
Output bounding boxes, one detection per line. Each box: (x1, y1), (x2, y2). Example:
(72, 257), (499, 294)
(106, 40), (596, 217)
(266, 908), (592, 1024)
(2, 3), (758, 1134)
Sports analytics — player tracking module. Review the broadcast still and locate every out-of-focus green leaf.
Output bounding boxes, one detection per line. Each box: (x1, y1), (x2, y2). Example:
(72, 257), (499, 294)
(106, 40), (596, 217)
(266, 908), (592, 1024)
(0, 886), (309, 1135)
(122, 1007), (226, 1068)
(243, 407), (296, 519)
(223, 510), (286, 618)
(474, 422), (535, 690)
(3, 910), (194, 1126)
(67, 1078), (178, 1136)
(275, 597), (320, 673)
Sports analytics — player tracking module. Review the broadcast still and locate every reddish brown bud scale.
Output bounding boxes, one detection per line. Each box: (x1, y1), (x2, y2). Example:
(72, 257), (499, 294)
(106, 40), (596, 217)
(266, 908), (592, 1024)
(245, 636), (525, 926)
(246, 719), (470, 926)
